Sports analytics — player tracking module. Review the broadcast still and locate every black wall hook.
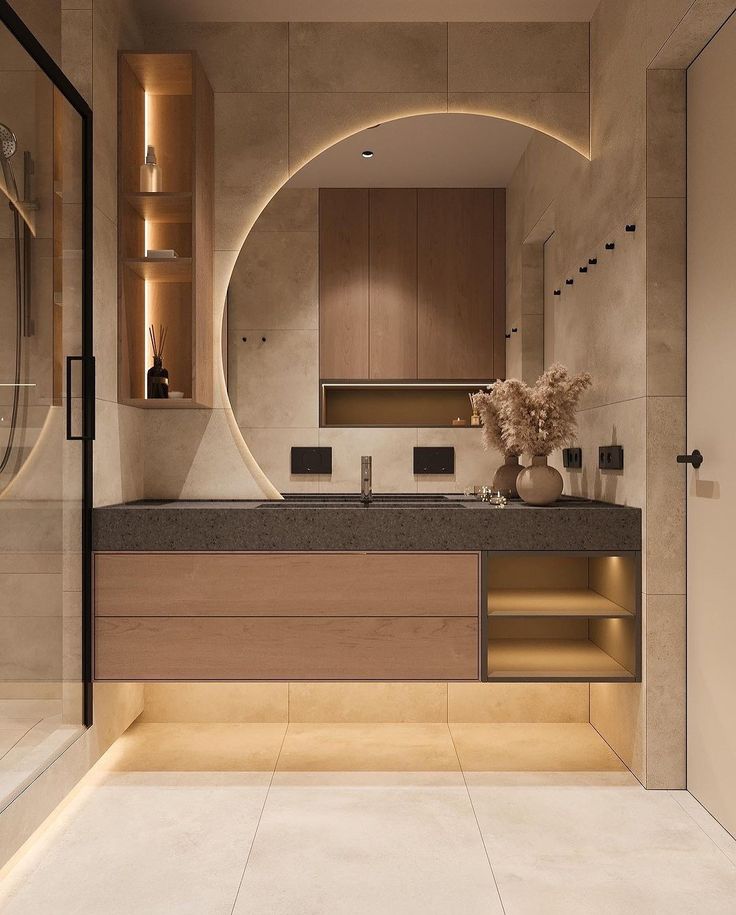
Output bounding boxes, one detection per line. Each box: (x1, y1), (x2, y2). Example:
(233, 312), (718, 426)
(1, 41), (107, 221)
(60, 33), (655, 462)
(625, 224), (636, 232)
(588, 257), (597, 265)
(511, 327), (518, 333)
(579, 266), (587, 273)
(553, 289), (561, 296)
(566, 278), (574, 285)
(605, 242), (615, 250)
(505, 332), (511, 339)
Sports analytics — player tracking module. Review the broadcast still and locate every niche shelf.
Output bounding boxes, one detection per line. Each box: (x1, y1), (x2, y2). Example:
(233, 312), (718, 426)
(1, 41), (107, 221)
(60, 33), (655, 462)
(320, 381), (493, 428)
(118, 51), (213, 407)
(484, 553), (641, 682)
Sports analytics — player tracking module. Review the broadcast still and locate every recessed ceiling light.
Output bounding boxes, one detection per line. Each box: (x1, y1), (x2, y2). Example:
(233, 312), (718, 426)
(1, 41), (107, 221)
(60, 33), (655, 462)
(361, 150), (374, 159)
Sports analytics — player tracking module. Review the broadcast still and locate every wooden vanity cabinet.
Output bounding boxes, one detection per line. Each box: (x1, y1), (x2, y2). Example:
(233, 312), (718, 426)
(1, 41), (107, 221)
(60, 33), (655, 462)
(94, 552), (481, 681)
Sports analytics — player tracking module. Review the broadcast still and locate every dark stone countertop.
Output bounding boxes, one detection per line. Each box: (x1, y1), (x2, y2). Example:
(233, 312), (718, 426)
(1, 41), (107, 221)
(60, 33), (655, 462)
(93, 496), (641, 553)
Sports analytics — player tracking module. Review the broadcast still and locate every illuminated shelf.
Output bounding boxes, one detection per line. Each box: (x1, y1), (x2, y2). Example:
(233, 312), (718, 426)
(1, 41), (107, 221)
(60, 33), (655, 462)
(487, 638), (635, 681)
(487, 588), (632, 618)
(124, 192), (192, 222)
(123, 257), (192, 282)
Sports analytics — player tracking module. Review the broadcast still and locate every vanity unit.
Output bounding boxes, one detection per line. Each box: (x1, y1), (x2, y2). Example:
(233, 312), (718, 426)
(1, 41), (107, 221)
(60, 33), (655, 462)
(92, 499), (641, 684)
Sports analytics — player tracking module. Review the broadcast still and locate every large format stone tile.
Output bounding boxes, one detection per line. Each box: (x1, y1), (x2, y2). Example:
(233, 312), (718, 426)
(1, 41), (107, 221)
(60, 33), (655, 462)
(0, 769), (268, 915)
(416, 427), (498, 494)
(448, 683), (589, 724)
(317, 427), (419, 494)
(288, 92), (447, 176)
(252, 188), (318, 234)
(451, 723), (626, 772)
(288, 683), (448, 724)
(466, 777), (736, 914)
(646, 69), (686, 198)
(146, 21), (287, 92)
(289, 23), (447, 93)
(238, 427), (321, 494)
(229, 230), (318, 331)
(276, 724), (459, 773)
(449, 91), (590, 156)
(449, 23), (589, 93)
(234, 768), (502, 915)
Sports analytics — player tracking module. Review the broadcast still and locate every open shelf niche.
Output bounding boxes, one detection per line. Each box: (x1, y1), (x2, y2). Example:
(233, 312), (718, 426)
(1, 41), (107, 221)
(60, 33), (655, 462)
(484, 553), (641, 682)
(118, 51), (213, 408)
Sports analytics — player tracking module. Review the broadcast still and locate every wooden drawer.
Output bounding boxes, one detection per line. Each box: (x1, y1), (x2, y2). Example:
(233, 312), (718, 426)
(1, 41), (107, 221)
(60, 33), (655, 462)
(95, 616), (479, 681)
(94, 552), (479, 617)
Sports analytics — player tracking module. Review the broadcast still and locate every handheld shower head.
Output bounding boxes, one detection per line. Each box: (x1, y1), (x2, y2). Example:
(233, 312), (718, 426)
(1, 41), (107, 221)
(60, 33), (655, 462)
(0, 124), (19, 202)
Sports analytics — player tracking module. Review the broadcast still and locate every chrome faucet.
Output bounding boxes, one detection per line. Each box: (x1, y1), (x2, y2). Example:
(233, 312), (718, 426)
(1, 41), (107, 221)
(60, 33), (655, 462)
(361, 455), (372, 504)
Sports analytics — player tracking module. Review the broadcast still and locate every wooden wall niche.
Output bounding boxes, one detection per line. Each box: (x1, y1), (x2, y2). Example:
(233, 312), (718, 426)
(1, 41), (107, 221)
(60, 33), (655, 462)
(118, 51), (213, 407)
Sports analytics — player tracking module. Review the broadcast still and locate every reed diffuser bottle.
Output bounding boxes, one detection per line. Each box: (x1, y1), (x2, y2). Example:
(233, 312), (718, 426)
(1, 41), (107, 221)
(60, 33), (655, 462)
(147, 324), (169, 399)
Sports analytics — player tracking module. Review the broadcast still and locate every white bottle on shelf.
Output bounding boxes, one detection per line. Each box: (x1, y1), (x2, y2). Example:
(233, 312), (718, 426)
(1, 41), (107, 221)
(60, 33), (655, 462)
(140, 145), (162, 192)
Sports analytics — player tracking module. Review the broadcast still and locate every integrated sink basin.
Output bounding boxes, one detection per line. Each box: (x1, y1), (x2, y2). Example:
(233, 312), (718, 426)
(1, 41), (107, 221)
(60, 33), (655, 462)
(257, 493), (466, 508)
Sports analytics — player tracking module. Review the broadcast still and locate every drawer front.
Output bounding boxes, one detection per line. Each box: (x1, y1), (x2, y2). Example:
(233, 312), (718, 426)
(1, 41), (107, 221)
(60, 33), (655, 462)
(95, 552), (479, 617)
(95, 616), (479, 681)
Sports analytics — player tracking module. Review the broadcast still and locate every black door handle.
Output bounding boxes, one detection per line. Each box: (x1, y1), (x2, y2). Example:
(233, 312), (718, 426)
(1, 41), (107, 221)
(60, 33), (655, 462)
(677, 449), (703, 469)
(66, 355), (95, 442)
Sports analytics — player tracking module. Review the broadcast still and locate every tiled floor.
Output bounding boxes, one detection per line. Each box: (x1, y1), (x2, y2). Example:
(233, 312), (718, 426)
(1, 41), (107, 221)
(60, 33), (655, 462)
(0, 722), (735, 914)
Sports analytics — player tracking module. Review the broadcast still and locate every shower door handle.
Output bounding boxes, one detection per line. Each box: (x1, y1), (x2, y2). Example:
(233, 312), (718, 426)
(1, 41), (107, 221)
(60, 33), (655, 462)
(66, 355), (95, 442)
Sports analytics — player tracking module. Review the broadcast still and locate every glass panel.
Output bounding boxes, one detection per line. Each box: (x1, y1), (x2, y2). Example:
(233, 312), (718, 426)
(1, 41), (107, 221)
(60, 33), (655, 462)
(0, 20), (85, 811)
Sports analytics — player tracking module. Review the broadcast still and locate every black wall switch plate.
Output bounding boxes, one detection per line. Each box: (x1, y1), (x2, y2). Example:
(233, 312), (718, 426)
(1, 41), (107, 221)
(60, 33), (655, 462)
(598, 445), (624, 471)
(413, 446), (455, 475)
(562, 447), (582, 469)
(291, 446), (332, 475)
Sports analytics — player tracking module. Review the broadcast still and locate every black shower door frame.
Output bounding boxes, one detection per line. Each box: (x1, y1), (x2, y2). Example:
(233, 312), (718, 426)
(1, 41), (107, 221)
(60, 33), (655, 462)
(0, 1), (95, 726)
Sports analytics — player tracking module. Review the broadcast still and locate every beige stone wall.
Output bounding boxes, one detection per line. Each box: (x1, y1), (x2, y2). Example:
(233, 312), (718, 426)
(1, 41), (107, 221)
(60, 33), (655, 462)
(141, 20), (590, 499)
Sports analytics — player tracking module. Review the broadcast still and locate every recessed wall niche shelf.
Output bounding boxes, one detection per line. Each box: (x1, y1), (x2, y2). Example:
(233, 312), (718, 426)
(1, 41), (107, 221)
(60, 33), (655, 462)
(320, 381), (493, 428)
(117, 51), (213, 408)
(483, 552), (641, 682)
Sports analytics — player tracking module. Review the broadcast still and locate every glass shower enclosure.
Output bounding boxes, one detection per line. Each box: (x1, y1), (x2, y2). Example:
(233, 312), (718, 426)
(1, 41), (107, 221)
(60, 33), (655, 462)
(0, 3), (92, 812)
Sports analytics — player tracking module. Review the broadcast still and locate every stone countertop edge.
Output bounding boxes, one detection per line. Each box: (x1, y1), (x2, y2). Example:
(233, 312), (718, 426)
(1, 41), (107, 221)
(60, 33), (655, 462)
(92, 500), (642, 553)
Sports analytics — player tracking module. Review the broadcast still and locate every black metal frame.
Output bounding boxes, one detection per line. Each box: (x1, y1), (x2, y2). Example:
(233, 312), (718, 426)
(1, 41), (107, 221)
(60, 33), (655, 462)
(0, 1), (95, 726)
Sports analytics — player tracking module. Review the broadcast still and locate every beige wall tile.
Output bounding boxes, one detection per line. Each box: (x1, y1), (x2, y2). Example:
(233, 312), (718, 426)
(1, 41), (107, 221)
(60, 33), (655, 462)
(93, 401), (144, 507)
(0, 617), (61, 682)
(646, 396), (686, 594)
(646, 197), (686, 396)
(416, 428), (500, 494)
(60, 10), (92, 103)
(449, 23), (589, 93)
(317, 427), (419, 493)
(229, 230), (318, 330)
(645, 0), (694, 65)
(645, 594), (686, 788)
(590, 682), (646, 781)
(289, 683), (448, 723)
(648, 0), (736, 68)
(240, 427), (321, 494)
(450, 91), (590, 157)
(146, 21), (287, 92)
(289, 23), (447, 93)
(448, 683), (589, 723)
(228, 330), (319, 428)
(646, 69), (686, 198)
(215, 93), (288, 250)
(93, 209), (118, 403)
(253, 187), (318, 233)
(288, 92), (447, 175)
(143, 409), (265, 500)
(140, 683), (288, 723)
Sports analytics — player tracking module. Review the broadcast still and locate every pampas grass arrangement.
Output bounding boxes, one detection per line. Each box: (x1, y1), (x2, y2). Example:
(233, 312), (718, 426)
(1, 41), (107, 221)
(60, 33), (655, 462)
(491, 363), (591, 457)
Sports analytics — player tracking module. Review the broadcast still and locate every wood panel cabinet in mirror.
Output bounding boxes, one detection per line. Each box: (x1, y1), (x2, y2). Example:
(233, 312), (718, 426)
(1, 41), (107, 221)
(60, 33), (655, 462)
(319, 189), (369, 378)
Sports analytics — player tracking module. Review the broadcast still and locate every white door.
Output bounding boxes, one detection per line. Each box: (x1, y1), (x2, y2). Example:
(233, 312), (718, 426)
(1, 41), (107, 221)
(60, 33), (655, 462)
(687, 12), (736, 837)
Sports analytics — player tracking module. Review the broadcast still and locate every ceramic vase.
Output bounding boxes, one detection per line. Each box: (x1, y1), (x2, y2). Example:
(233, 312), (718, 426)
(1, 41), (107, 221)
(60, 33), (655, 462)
(492, 453), (523, 498)
(517, 455), (563, 506)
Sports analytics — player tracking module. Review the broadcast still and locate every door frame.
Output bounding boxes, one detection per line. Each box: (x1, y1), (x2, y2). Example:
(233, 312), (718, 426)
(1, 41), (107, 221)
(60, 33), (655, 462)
(0, 1), (95, 726)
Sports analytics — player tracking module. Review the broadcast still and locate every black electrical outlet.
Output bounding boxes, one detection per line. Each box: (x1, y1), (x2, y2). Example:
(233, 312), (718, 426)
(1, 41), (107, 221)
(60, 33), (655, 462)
(598, 445), (624, 471)
(413, 447), (455, 475)
(562, 447), (582, 469)
(291, 446), (332, 475)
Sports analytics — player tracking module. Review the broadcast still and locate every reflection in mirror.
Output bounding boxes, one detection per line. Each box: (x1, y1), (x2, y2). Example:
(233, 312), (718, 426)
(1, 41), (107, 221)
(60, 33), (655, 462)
(224, 113), (535, 495)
